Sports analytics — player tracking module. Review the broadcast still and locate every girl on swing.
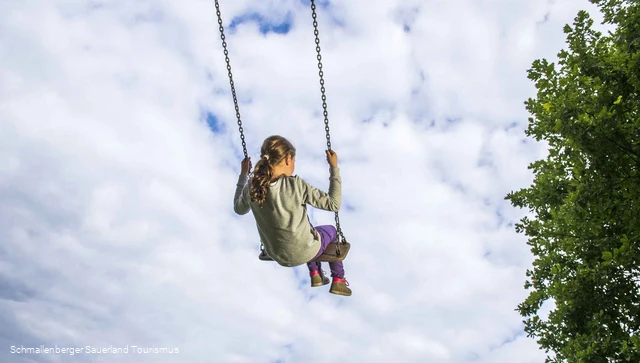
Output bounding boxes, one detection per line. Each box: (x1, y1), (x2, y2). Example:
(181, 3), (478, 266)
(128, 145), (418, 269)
(233, 135), (351, 296)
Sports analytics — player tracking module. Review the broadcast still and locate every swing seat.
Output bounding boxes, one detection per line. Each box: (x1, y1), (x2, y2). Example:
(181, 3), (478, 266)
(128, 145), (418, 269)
(258, 242), (350, 263)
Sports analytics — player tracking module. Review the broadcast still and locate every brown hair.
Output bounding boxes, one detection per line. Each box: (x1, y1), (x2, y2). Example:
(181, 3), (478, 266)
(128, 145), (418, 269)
(250, 135), (296, 207)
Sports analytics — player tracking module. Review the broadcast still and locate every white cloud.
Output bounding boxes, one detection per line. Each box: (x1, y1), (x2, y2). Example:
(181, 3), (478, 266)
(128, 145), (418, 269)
(0, 0), (607, 362)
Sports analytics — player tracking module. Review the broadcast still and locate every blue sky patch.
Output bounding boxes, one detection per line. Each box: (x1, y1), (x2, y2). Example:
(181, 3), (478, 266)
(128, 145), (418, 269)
(202, 111), (223, 133)
(229, 12), (293, 35)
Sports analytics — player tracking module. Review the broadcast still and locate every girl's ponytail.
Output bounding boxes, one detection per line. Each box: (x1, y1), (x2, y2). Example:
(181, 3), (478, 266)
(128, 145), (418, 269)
(249, 135), (296, 207)
(250, 156), (273, 207)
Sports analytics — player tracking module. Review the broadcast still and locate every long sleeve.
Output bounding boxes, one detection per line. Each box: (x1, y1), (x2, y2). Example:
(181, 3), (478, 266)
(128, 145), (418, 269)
(233, 175), (251, 215)
(300, 167), (341, 212)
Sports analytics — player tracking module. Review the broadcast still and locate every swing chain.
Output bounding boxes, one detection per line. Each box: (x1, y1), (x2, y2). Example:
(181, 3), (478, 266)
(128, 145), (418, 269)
(310, 0), (347, 250)
(214, 0), (247, 159)
(216, 0), (266, 253)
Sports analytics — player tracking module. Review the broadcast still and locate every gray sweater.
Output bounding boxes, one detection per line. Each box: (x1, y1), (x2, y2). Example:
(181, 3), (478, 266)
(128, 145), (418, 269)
(233, 167), (342, 267)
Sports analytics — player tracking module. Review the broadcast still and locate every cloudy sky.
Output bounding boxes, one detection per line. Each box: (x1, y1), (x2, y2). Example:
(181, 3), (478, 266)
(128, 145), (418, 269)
(1, 0), (608, 362)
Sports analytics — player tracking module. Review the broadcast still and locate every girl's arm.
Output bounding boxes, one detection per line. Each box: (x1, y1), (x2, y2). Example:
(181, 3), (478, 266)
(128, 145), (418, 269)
(300, 167), (341, 212)
(233, 175), (251, 215)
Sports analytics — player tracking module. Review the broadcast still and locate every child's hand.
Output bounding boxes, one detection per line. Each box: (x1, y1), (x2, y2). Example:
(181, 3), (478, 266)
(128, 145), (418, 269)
(326, 150), (338, 168)
(241, 157), (252, 176)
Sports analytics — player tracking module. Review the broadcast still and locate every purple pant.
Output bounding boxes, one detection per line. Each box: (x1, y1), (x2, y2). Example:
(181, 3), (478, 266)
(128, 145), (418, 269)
(307, 225), (345, 278)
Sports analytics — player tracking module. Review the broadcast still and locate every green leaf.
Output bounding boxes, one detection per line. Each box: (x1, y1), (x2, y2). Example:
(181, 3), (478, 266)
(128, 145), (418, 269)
(613, 95), (623, 104)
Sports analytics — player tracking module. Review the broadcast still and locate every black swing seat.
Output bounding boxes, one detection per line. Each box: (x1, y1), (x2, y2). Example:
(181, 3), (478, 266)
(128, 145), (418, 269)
(258, 242), (351, 263)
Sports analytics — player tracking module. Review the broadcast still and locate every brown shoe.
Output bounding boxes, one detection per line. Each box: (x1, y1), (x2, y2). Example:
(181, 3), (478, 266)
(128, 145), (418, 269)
(329, 277), (352, 296)
(310, 270), (330, 287)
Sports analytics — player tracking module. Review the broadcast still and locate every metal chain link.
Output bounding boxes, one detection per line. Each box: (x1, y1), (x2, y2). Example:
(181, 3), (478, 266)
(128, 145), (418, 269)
(214, 0), (247, 159)
(310, 0), (347, 250)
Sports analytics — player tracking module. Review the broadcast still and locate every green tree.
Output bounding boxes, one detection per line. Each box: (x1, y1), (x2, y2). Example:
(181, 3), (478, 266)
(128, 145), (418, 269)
(505, 0), (640, 361)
